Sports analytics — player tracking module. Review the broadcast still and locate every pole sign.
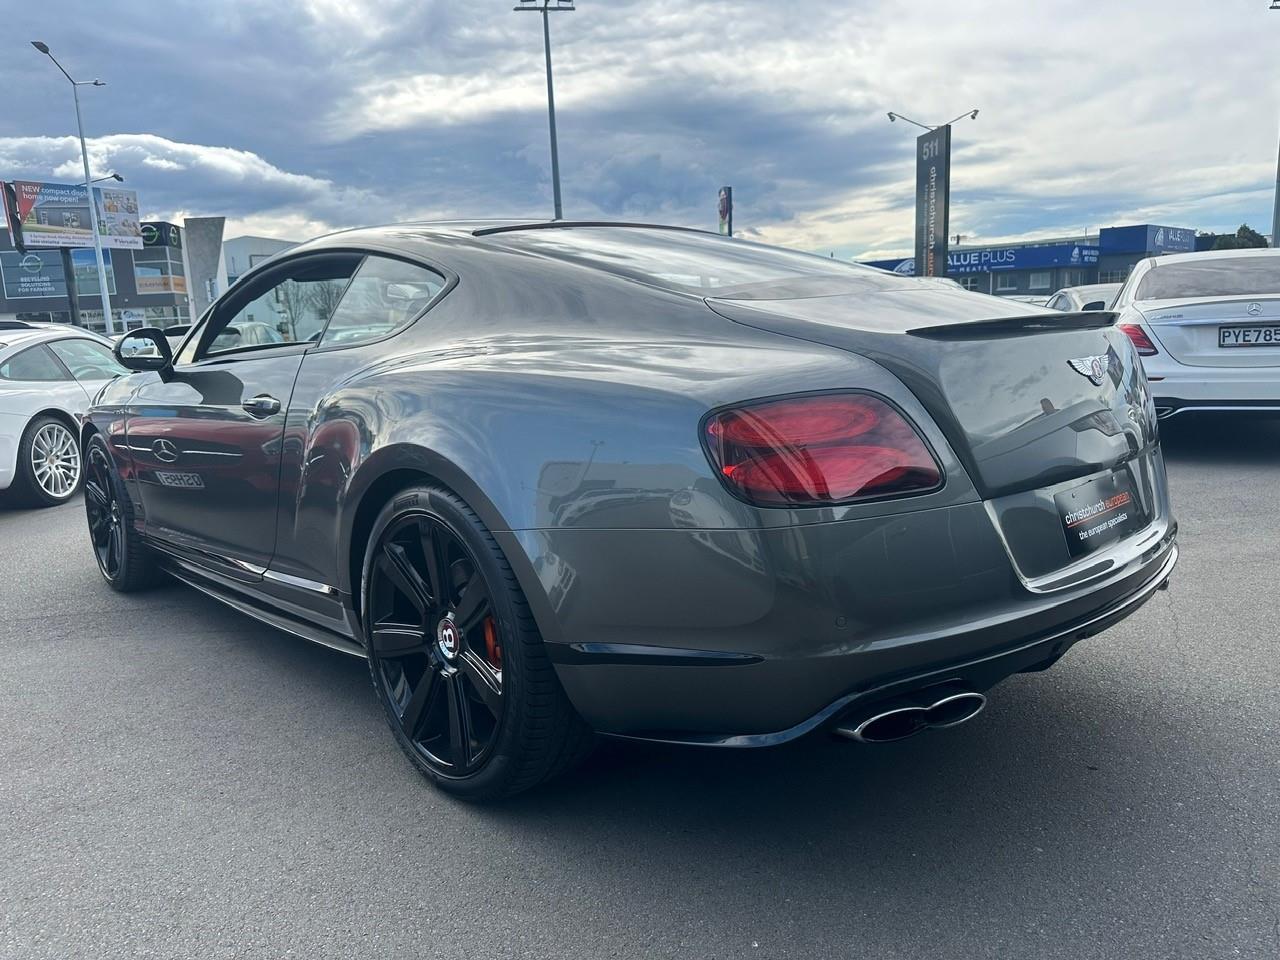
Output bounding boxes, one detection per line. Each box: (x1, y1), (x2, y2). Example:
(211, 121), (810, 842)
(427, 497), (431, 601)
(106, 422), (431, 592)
(718, 186), (733, 237)
(914, 125), (951, 277)
(3, 180), (142, 250)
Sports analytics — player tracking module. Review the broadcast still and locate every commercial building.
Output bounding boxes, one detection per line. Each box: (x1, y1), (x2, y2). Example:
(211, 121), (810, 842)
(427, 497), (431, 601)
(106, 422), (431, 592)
(861, 223), (1197, 296)
(224, 235), (296, 285)
(0, 219), (191, 333)
(0, 220), (303, 333)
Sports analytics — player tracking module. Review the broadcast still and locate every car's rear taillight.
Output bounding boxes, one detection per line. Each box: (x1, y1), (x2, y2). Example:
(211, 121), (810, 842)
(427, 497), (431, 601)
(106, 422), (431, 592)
(703, 393), (942, 507)
(1118, 323), (1159, 356)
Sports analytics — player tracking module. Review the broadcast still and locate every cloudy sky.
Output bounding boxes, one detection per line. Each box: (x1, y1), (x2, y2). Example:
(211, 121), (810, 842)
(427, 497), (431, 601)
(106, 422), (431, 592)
(1, 0), (1276, 259)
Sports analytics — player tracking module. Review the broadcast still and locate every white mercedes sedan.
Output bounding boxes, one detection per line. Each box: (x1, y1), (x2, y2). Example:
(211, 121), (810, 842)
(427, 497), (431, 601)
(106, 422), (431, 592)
(0, 322), (127, 507)
(1111, 248), (1280, 419)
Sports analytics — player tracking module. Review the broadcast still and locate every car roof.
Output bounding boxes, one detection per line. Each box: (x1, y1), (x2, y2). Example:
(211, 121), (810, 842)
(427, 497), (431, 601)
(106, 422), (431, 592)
(1140, 247), (1280, 266)
(0, 324), (111, 357)
(303, 219), (714, 247)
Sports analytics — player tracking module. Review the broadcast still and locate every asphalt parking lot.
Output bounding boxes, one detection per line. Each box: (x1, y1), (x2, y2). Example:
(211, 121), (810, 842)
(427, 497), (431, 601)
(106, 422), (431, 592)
(1, 415), (1278, 960)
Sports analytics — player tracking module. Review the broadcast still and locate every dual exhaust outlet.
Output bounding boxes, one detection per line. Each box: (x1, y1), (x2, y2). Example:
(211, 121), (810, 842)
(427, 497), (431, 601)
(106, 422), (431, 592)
(835, 684), (987, 744)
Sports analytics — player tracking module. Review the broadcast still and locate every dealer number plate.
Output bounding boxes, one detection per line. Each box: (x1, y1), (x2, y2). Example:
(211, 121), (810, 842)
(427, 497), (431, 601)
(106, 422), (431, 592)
(1055, 471), (1146, 559)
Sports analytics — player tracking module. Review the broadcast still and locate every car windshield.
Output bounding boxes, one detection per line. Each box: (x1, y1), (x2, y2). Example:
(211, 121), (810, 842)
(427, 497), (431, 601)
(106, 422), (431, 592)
(1136, 257), (1280, 300)
(501, 227), (887, 293)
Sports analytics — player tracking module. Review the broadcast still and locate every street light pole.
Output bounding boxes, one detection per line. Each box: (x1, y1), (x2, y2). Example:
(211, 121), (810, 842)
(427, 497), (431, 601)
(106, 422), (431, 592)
(31, 41), (116, 335)
(514, 1), (575, 220)
(1270, 3), (1279, 244)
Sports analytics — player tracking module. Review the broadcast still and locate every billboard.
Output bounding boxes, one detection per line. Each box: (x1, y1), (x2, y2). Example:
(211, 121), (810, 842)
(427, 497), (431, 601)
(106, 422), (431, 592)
(864, 242), (1100, 277)
(914, 126), (951, 277)
(0, 249), (116, 299)
(4, 180), (143, 250)
(717, 186), (733, 237)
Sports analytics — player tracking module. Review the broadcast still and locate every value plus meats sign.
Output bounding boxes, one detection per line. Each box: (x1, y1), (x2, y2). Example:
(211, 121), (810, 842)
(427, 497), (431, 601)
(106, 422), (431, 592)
(914, 125), (951, 278)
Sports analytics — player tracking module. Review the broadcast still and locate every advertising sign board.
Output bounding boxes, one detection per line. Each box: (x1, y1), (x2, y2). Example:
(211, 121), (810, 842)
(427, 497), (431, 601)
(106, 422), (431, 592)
(914, 126), (951, 277)
(0, 248), (116, 299)
(718, 186), (733, 237)
(864, 242), (1100, 276)
(3, 180), (142, 250)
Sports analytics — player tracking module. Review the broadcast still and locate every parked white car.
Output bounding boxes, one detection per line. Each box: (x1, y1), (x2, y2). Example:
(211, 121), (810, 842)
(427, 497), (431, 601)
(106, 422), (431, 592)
(1112, 248), (1280, 419)
(1045, 283), (1121, 312)
(0, 322), (127, 507)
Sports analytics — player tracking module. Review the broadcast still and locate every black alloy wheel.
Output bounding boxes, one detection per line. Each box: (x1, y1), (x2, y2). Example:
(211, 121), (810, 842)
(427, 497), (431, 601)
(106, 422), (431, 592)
(85, 441), (124, 581)
(367, 511), (505, 775)
(363, 486), (592, 799)
(83, 434), (161, 592)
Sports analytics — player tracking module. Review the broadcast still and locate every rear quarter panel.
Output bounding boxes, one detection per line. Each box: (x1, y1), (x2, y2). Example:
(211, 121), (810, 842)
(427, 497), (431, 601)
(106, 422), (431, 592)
(271, 266), (980, 609)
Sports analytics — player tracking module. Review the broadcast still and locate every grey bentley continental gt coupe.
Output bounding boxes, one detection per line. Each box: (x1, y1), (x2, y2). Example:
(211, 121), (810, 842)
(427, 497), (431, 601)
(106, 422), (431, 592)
(84, 222), (1177, 798)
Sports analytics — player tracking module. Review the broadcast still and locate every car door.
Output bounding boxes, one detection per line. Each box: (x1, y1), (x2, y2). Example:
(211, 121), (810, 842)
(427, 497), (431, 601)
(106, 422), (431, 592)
(125, 252), (361, 577)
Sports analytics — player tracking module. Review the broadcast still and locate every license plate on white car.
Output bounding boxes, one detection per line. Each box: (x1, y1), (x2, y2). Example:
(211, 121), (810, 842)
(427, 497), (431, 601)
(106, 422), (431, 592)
(1219, 325), (1280, 347)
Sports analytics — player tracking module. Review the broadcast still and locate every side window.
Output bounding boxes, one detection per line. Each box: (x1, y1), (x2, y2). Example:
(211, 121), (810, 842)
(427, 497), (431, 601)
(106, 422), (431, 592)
(47, 339), (128, 382)
(0, 345), (70, 382)
(201, 254), (362, 358)
(320, 257), (445, 348)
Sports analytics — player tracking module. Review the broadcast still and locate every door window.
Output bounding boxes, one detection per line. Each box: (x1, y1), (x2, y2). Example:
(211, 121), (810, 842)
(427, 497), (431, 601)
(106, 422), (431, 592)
(47, 338), (128, 382)
(320, 257), (445, 348)
(199, 254), (362, 358)
(0, 345), (71, 382)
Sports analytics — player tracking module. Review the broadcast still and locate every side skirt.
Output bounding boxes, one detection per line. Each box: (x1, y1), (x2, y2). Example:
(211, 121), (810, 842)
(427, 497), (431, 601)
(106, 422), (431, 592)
(160, 557), (367, 659)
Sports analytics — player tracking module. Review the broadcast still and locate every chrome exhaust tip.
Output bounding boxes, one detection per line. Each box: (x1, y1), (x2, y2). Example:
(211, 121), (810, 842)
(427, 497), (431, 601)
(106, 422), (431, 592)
(835, 687), (987, 744)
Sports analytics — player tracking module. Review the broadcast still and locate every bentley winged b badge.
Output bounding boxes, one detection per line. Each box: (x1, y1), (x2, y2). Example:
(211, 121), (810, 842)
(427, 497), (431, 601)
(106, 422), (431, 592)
(1067, 355), (1108, 387)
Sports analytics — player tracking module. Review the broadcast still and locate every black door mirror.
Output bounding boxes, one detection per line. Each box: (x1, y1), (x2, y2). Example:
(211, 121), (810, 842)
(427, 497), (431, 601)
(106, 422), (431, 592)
(1081, 300), (1107, 312)
(114, 327), (175, 373)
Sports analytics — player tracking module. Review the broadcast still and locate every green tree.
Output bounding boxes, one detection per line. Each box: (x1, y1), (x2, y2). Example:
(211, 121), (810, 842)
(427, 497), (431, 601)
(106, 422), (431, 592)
(1210, 223), (1269, 250)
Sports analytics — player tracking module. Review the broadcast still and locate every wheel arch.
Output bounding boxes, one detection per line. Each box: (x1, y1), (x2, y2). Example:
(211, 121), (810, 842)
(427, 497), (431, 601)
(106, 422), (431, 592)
(28, 407), (80, 438)
(339, 443), (548, 638)
(79, 416), (100, 448)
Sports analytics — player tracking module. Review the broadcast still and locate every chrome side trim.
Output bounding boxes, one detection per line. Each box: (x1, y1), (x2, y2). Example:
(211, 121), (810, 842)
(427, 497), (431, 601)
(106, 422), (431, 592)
(145, 535), (267, 578)
(1156, 404), (1280, 420)
(262, 569), (340, 597)
(119, 443), (241, 457)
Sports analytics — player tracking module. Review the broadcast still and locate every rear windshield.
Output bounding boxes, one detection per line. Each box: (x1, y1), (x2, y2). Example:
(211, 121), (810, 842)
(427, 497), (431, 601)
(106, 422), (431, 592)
(498, 227), (886, 293)
(1136, 257), (1280, 300)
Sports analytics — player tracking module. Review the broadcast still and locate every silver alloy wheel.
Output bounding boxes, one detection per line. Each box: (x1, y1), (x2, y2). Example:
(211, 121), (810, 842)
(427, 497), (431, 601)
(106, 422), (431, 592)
(30, 421), (81, 499)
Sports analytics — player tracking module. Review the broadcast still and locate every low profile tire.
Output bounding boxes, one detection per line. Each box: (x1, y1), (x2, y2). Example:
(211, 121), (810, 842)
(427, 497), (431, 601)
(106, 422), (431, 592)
(84, 433), (162, 592)
(10, 415), (82, 508)
(361, 485), (593, 800)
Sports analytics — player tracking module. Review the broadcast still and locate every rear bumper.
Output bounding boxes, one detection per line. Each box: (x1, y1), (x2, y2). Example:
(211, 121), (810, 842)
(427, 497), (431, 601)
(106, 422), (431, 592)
(1144, 358), (1280, 412)
(1153, 397), (1280, 419)
(503, 491), (1177, 743)
(604, 541), (1177, 746)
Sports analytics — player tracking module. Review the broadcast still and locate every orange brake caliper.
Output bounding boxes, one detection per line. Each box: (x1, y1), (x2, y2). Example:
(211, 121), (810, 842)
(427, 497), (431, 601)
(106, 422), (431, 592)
(483, 616), (503, 672)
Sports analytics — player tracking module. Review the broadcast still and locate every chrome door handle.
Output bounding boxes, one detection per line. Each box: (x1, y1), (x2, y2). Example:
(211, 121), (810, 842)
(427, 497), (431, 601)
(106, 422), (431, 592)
(242, 395), (281, 416)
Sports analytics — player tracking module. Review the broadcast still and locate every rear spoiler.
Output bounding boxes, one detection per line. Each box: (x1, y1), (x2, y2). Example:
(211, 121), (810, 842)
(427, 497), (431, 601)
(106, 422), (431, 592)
(908, 311), (1117, 340)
